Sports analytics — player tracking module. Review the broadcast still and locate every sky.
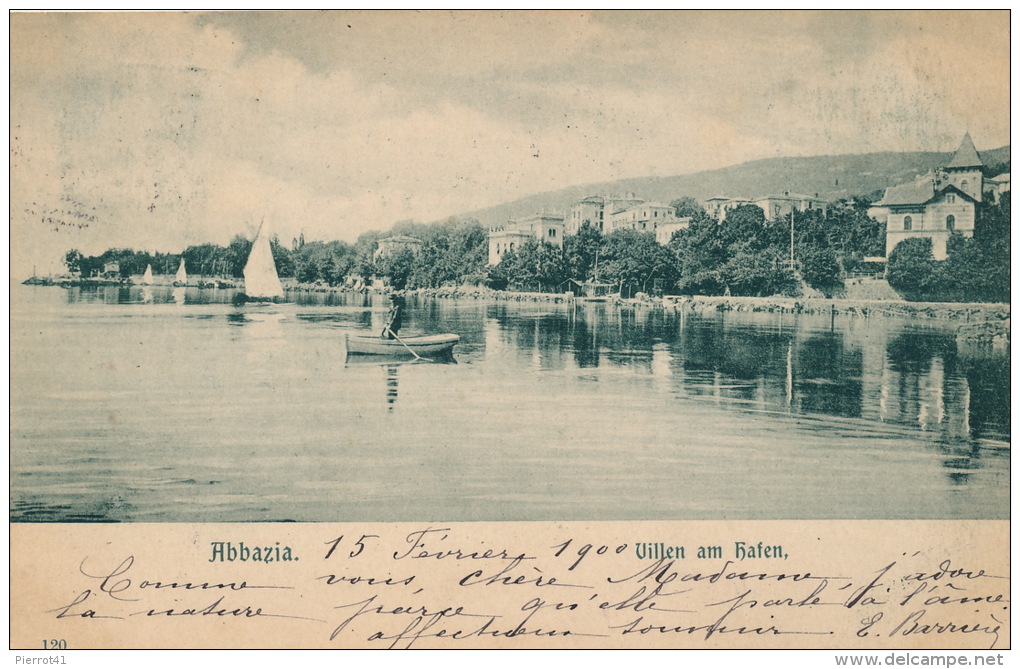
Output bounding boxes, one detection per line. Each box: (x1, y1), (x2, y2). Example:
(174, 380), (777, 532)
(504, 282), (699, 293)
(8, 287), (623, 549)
(9, 10), (1011, 277)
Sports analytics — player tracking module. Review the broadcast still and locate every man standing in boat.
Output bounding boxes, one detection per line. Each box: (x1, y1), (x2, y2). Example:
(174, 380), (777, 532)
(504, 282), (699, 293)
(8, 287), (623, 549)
(381, 293), (404, 339)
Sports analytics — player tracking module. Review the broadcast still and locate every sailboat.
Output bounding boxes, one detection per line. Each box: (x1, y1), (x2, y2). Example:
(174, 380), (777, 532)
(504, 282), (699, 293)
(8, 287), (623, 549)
(237, 221), (285, 303)
(173, 259), (188, 286)
(140, 264), (153, 285)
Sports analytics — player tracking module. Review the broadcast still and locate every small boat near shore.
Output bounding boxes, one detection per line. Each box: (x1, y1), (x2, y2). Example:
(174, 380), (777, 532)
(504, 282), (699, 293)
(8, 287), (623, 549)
(345, 333), (460, 357)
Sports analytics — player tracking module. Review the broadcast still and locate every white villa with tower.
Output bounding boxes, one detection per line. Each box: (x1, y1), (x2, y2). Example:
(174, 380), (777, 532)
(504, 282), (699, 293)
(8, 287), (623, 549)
(871, 133), (994, 261)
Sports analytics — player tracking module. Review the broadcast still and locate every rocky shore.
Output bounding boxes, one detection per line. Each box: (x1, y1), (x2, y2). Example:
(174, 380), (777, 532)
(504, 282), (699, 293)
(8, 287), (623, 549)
(956, 319), (1011, 350)
(23, 276), (240, 289)
(403, 285), (1011, 348)
(659, 294), (1010, 322)
(396, 284), (1009, 323)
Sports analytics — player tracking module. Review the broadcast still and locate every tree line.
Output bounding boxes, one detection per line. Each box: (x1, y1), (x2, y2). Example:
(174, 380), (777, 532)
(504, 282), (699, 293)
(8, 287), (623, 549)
(61, 191), (1008, 303)
(62, 218), (490, 289)
(64, 234), (282, 282)
(489, 197), (885, 298)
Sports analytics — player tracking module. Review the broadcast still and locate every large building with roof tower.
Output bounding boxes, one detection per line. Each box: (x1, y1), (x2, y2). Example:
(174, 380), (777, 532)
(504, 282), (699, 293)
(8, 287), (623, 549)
(874, 134), (987, 261)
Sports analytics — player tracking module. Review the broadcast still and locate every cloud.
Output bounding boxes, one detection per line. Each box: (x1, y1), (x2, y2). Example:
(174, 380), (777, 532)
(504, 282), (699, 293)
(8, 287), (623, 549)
(10, 10), (1009, 278)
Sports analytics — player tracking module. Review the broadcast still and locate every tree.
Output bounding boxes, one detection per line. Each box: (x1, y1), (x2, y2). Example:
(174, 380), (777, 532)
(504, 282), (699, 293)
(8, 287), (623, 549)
(797, 244), (842, 296)
(818, 199), (885, 274)
(720, 244), (796, 296)
(491, 239), (566, 292)
(671, 196), (706, 219)
(292, 241), (355, 285)
(353, 231), (384, 280)
(887, 237), (942, 301)
(405, 220), (488, 288)
(671, 215), (728, 295)
(941, 194), (1010, 303)
(563, 222), (602, 280)
(63, 249), (83, 274)
(777, 208), (845, 296)
(599, 229), (678, 295)
(719, 204), (769, 251)
(226, 234), (252, 278)
(270, 234), (294, 278)
(183, 243), (226, 278)
(377, 247), (417, 290)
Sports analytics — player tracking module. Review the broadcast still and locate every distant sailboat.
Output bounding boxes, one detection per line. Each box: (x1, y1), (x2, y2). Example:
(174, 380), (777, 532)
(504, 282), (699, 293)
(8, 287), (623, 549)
(238, 221), (284, 303)
(174, 259), (188, 286)
(141, 264), (153, 285)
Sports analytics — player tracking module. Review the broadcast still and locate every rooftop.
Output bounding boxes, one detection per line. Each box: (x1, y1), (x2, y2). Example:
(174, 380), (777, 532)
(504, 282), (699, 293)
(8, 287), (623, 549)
(755, 192), (827, 202)
(379, 235), (423, 244)
(945, 132), (984, 170)
(876, 177), (936, 206)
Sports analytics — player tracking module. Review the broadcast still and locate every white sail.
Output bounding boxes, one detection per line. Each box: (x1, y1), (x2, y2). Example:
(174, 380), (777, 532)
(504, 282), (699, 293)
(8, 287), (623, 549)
(243, 223), (284, 299)
(141, 264), (153, 285)
(175, 259), (187, 284)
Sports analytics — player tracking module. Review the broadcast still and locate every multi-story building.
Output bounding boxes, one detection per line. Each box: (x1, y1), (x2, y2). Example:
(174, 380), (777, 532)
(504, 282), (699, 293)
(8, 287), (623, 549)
(566, 194), (644, 234)
(705, 193), (829, 222)
(875, 134), (985, 261)
(703, 196), (754, 221)
(655, 217), (693, 245)
(567, 195), (607, 235)
(488, 213), (565, 265)
(608, 201), (679, 233)
(753, 192), (829, 221)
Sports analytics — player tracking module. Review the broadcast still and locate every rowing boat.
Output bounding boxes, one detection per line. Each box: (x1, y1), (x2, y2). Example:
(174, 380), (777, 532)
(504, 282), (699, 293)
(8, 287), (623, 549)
(345, 333), (460, 357)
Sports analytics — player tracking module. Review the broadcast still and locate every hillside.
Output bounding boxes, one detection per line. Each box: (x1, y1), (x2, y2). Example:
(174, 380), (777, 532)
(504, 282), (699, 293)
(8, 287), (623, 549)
(453, 145), (1009, 227)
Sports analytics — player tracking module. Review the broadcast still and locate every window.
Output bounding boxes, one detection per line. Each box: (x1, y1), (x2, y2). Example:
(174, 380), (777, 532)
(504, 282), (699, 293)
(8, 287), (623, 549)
(946, 194), (956, 203)
(549, 229), (557, 238)
(903, 215), (913, 231)
(946, 215), (955, 231)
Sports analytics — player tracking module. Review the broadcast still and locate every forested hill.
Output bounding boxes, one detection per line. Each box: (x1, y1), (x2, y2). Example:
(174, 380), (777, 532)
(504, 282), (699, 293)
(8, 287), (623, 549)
(455, 145), (1010, 226)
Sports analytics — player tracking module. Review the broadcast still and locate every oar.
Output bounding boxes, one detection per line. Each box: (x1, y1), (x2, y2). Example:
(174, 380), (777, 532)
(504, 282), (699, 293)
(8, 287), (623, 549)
(384, 326), (425, 361)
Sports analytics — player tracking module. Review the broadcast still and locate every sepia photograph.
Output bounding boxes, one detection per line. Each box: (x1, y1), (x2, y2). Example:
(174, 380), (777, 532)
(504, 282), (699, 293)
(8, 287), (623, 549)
(8, 10), (1010, 653)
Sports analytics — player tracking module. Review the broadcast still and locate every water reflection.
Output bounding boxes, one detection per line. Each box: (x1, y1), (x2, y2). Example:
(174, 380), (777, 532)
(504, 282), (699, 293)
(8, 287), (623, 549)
(11, 284), (1010, 521)
(882, 331), (975, 443)
(386, 365), (399, 412)
(483, 307), (1008, 445)
(51, 285), (1010, 446)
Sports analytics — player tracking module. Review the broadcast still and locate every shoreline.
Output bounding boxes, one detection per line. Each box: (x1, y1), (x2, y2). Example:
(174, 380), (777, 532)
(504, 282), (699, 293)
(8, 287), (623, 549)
(19, 278), (1010, 346)
(399, 285), (1010, 321)
(403, 285), (1011, 349)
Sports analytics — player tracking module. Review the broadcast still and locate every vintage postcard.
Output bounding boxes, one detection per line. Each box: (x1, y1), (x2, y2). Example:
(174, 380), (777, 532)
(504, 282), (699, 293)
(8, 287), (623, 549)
(9, 10), (1010, 656)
